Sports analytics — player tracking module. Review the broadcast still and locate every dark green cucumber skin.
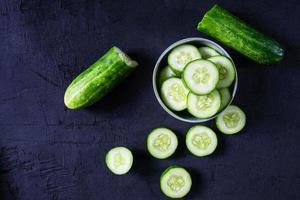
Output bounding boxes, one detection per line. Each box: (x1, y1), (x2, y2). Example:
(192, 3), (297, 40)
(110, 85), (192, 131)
(64, 47), (135, 109)
(197, 5), (284, 64)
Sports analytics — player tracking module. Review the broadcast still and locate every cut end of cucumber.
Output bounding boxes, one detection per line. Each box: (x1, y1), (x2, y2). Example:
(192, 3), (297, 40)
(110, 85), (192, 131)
(186, 125), (218, 157)
(216, 105), (246, 134)
(114, 46), (138, 68)
(147, 128), (178, 159)
(105, 147), (133, 175)
(160, 166), (192, 198)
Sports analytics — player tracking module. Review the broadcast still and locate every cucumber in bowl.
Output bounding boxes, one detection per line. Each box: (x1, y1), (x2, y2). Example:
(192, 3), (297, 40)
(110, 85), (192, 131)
(168, 44), (201, 74)
(160, 166), (192, 198)
(161, 78), (189, 111)
(199, 46), (220, 59)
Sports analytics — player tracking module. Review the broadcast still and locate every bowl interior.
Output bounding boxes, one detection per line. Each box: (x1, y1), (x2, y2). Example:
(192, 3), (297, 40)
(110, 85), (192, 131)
(153, 38), (238, 123)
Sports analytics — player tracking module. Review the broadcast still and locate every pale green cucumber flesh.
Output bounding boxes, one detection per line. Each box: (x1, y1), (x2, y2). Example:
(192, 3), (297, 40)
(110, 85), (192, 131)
(208, 56), (235, 88)
(216, 105), (246, 134)
(147, 128), (178, 159)
(197, 4), (284, 64)
(219, 88), (231, 111)
(161, 78), (189, 111)
(160, 166), (192, 199)
(158, 66), (177, 86)
(105, 147), (133, 175)
(64, 46), (138, 109)
(186, 125), (218, 156)
(199, 46), (220, 59)
(168, 44), (201, 74)
(183, 59), (219, 95)
(187, 90), (221, 118)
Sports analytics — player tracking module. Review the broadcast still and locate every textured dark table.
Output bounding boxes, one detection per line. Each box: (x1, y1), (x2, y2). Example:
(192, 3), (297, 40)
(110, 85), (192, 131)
(0, 0), (299, 199)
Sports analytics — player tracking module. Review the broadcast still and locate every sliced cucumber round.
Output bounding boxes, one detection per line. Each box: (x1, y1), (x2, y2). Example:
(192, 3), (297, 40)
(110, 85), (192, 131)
(199, 46), (220, 59)
(183, 59), (219, 95)
(186, 125), (218, 156)
(216, 105), (246, 134)
(219, 88), (231, 111)
(158, 66), (176, 86)
(208, 56), (235, 88)
(105, 147), (133, 175)
(187, 90), (221, 118)
(168, 44), (201, 74)
(147, 128), (178, 159)
(160, 166), (192, 199)
(161, 78), (189, 111)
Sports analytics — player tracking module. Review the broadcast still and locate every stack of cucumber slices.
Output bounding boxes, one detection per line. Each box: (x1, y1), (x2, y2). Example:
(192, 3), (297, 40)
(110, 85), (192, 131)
(160, 44), (236, 119)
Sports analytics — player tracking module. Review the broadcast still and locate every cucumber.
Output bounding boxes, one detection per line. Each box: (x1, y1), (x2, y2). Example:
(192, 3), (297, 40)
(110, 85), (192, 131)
(186, 125), (218, 157)
(208, 56), (235, 88)
(219, 88), (231, 111)
(160, 166), (192, 198)
(64, 46), (138, 109)
(161, 78), (189, 111)
(183, 59), (219, 95)
(105, 147), (133, 175)
(216, 105), (246, 134)
(197, 5), (284, 64)
(187, 90), (221, 118)
(147, 128), (178, 159)
(199, 46), (220, 59)
(158, 66), (176, 86)
(168, 44), (201, 74)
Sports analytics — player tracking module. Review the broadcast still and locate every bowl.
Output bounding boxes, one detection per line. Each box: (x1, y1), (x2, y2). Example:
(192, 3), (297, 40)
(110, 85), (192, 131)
(152, 37), (238, 123)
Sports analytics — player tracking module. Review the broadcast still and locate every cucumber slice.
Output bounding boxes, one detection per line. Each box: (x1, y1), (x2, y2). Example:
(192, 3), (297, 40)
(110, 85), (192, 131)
(187, 90), (221, 118)
(158, 66), (176, 86)
(186, 125), (218, 156)
(216, 105), (246, 134)
(199, 46), (220, 59)
(208, 56), (235, 88)
(161, 78), (189, 111)
(147, 128), (178, 159)
(168, 44), (201, 74)
(219, 88), (231, 111)
(160, 166), (192, 198)
(183, 59), (219, 95)
(105, 147), (133, 175)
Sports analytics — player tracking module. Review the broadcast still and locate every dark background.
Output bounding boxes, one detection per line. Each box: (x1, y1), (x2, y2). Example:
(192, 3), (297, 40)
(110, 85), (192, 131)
(0, 0), (299, 199)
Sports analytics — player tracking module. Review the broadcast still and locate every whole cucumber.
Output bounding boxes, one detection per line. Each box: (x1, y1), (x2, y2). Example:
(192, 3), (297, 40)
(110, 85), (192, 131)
(197, 5), (284, 64)
(64, 46), (138, 109)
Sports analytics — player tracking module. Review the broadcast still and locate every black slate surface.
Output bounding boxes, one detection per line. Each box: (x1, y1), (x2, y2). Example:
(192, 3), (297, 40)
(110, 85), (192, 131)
(0, 0), (299, 199)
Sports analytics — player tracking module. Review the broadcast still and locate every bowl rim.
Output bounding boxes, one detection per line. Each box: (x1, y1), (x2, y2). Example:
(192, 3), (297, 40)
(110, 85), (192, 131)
(152, 37), (238, 123)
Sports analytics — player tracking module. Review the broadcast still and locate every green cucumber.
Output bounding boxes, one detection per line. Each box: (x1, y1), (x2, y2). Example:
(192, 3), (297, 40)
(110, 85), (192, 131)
(64, 46), (138, 109)
(105, 147), (133, 175)
(216, 105), (246, 134)
(161, 78), (189, 111)
(187, 90), (221, 118)
(199, 47), (220, 59)
(158, 66), (176, 86)
(183, 59), (219, 95)
(219, 88), (231, 111)
(208, 56), (235, 88)
(147, 128), (178, 159)
(168, 44), (201, 74)
(186, 125), (218, 157)
(197, 5), (284, 64)
(160, 166), (192, 198)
